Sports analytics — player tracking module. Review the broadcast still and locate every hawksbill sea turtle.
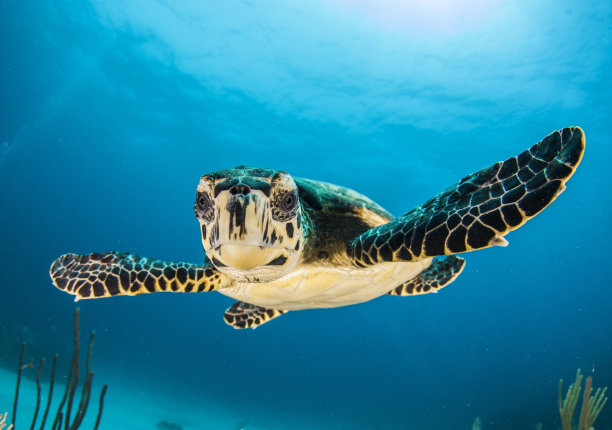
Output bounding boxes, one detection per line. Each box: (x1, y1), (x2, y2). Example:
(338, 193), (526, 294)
(50, 127), (585, 329)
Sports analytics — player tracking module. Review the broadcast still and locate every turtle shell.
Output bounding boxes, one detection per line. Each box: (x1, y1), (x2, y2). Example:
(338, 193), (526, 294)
(294, 177), (393, 265)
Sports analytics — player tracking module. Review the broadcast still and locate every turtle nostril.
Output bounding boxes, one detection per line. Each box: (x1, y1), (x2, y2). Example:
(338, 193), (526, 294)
(229, 184), (250, 195)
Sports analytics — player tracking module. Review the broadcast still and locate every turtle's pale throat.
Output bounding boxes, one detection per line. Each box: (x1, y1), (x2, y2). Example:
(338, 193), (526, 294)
(213, 244), (285, 270)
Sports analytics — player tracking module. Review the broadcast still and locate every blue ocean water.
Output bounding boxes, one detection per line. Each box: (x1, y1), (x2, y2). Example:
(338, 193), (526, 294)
(1, 0), (611, 429)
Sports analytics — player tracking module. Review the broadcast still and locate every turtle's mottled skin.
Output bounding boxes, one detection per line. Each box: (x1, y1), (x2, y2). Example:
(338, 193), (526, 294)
(50, 127), (585, 329)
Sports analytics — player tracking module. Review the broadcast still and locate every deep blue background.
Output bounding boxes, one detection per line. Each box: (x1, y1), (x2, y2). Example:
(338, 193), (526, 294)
(1, 0), (611, 428)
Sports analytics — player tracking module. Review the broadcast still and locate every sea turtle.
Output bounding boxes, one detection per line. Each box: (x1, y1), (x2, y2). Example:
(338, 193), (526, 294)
(50, 127), (585, 329)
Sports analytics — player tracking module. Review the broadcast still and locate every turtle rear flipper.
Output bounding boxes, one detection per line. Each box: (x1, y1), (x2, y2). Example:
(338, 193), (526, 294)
(224, 301), (286, 329)
(50, 252), (230, 300)
(349, 126), (585, 265)
(387, 256), (465, 296)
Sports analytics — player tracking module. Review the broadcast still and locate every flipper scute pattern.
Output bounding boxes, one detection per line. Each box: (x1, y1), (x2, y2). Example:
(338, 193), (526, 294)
(224, 301), (286, 329)
(387, 255), (465, 296)
(50, 252), (229, 300)
(349, 127), (585, 265)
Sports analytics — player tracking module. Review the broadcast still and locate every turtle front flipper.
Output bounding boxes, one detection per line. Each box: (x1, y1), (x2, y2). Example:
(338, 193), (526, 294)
(387, 255), (465, 296)
(50, 252), (232, 300)
(224, 301), (287, 329)
(349, 126), (585, 265)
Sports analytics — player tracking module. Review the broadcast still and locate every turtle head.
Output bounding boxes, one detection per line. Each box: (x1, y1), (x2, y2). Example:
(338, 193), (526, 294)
(194, 167), (304, 283)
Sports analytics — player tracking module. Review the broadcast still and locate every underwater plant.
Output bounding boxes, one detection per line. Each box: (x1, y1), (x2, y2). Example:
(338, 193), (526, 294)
(0, 412), (13, 430)
(558, 368), (608, 430)
(9, 309), (107, 430)
(471, 416), (481, 430)
(469, 369), (608, 430)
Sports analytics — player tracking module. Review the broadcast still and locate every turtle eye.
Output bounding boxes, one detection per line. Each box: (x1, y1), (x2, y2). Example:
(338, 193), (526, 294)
(279, 191), (298, 213)
(198, 194), (211, 211)
(195, 192), (214, 221)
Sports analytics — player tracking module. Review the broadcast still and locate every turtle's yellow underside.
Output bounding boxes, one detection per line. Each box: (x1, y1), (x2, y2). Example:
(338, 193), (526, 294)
(218, 258), (433, 310)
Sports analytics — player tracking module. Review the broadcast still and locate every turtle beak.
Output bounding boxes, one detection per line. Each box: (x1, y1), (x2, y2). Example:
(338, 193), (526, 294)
(212, 244), (285, 270)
